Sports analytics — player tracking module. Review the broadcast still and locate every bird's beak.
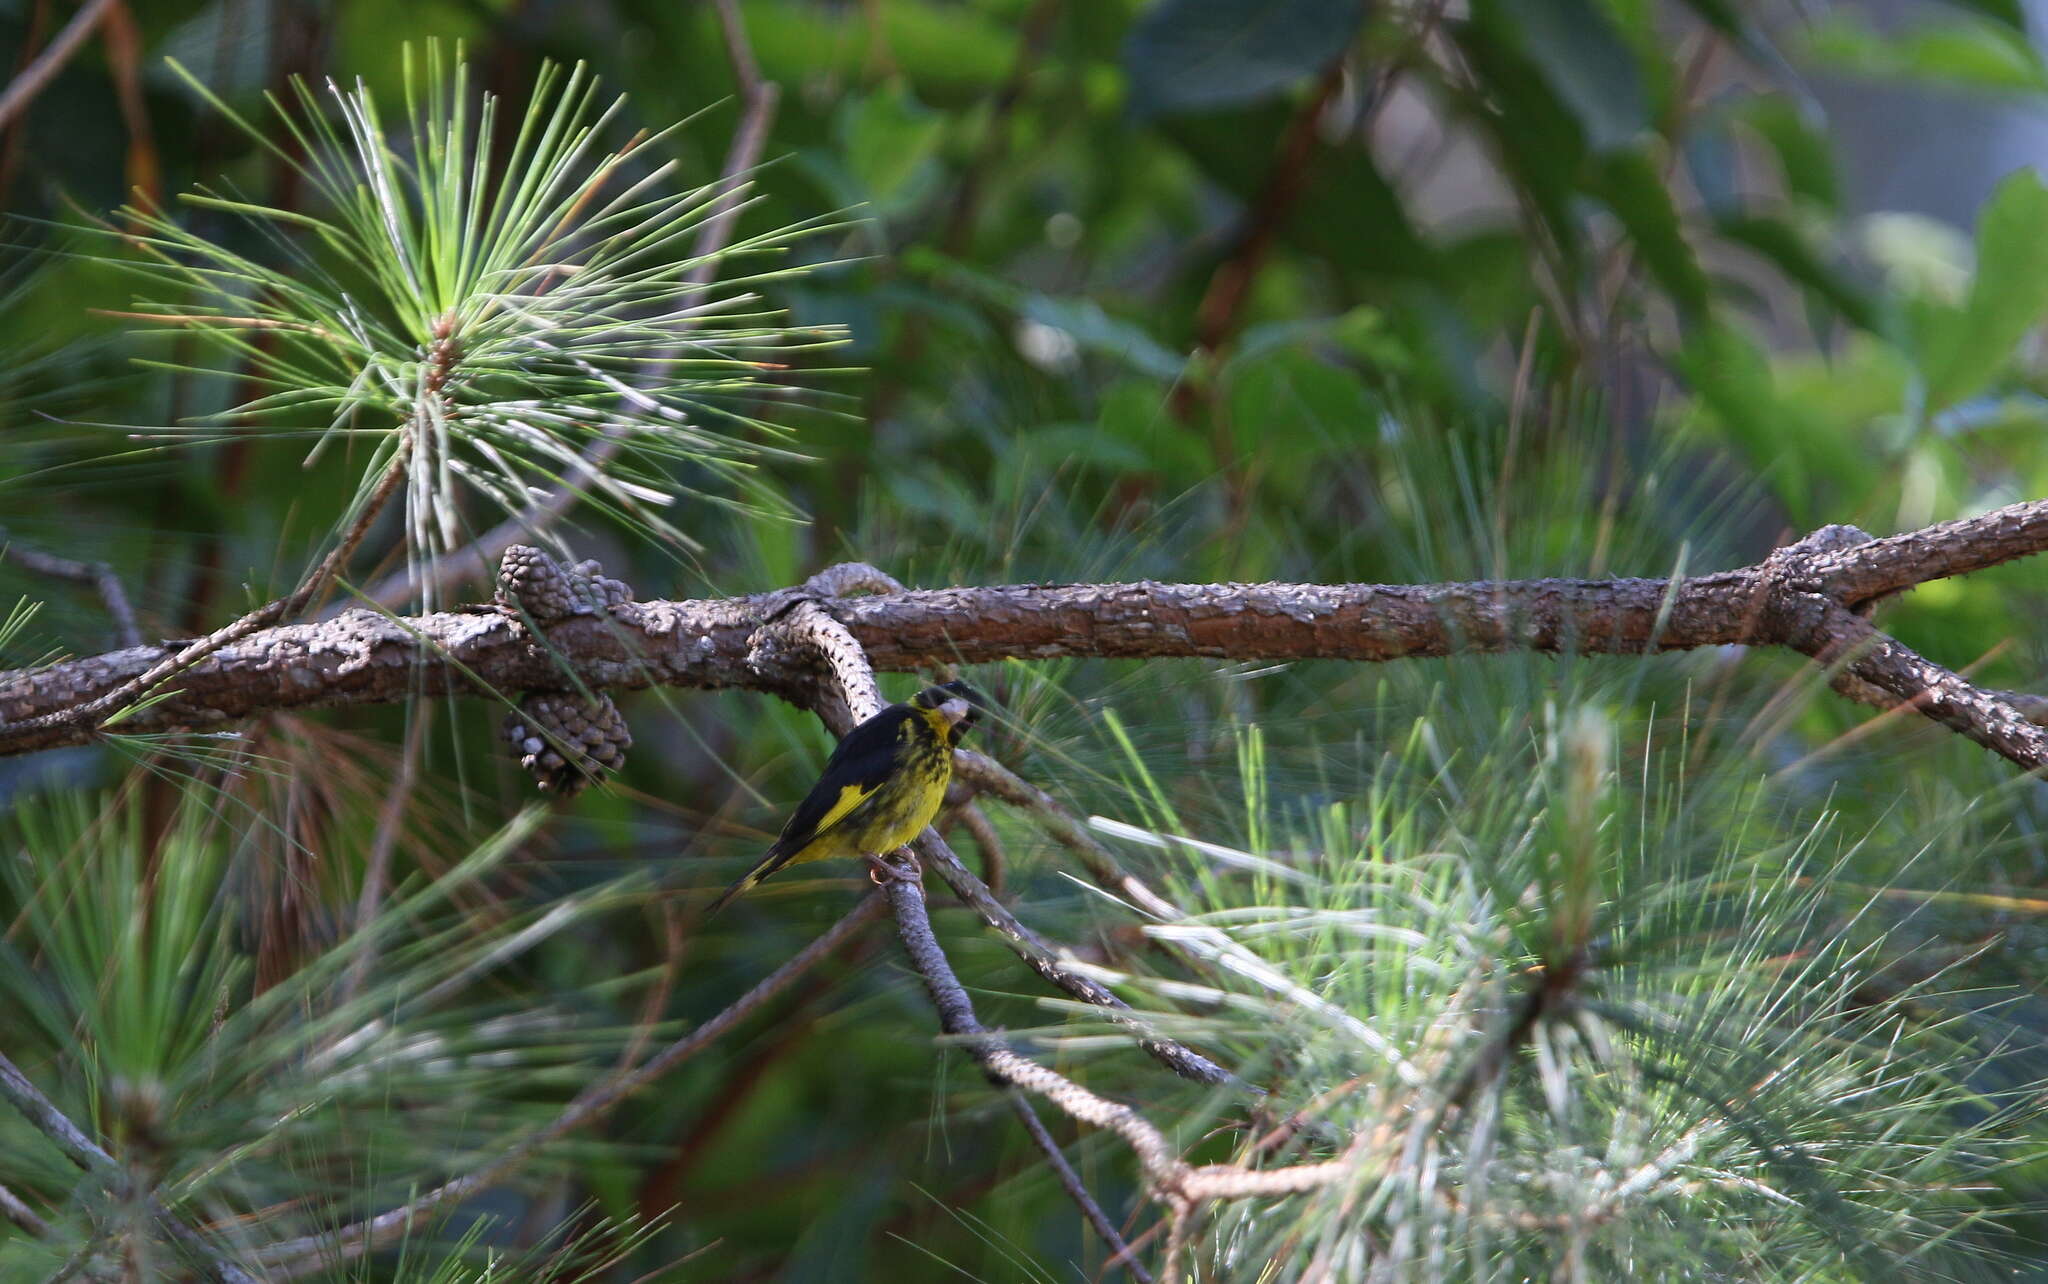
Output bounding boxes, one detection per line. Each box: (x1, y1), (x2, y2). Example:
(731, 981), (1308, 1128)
(938, 697), (973, 728)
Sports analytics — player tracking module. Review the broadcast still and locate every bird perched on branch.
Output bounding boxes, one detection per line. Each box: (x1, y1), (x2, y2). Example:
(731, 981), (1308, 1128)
(708, 681), (984, 914)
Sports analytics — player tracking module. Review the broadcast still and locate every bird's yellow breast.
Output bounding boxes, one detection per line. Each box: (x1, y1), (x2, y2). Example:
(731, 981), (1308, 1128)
(787, 710), (956, 865)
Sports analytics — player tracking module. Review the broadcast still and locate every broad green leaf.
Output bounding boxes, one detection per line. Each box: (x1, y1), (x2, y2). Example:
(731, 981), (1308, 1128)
(1223, 346), (1374, 486)
(841, 85), (946, 203)
(1739, 95), (1839, 210)
(1921, 168), (2048, 410)
(1123, 0), (1367, 120)
(1800, 12), (2048, 94)
(1677, 326), (1919, 522)
(1450, 17), (1590, 271)
(737, 0), (1017, 95)
(1673, 321), (1811, 501)
(1156, 104), (1437, 277)
(1436, 231), (1537, 332)
(1099, 378), (1211, 480)
(1944, 0), (2030, 30)
(1860, 211), (1973, 303)
(1022, 424), (1155, 471)
(1715, 213), (1883, 333)
(1481, 0), (1649, 153)
(1674, 0), (1777, 65)
(1590, 151), (1710, 319)
(908, 239), (1188, 377)
(1773, 335), (1915, 431)
(1230, 306), (1394, 367)
(1020, 295), (1188, 380)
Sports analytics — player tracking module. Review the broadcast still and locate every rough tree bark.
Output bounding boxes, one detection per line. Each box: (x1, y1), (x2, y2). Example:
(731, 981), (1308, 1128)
(0, 503), (2044, 769)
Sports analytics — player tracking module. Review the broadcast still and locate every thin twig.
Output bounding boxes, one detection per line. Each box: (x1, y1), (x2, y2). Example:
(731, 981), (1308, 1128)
(1161, 1199), (1196, 1284)
(875, 858), (1346, 1201)
(0, 0), (55, 209)
(0, 1052), (257, 1284)
(1, 444), (410, 747)
(757, 597), (1237, 1086)
(1188, 60), (1345, 360)
(747, 582), (1377, 1279)
(954, 749), (1189, 924)
(0, 1053), (119, 1181)
(252, 892), (884, 1277)
(0, 531), (144, 648)
(99, 0), (160, 208)
(1005, 1090), (1156, 1284)
(0, 1176), (48, 1238)
(340, 705), (432, 1003)
(916, 828), (1238, 1087)
(952, 748), (1232, 985)
(684, 0), (781, 294)
(0, 0), (117, 131)
(955, 800), (1008, 898)
(43, 1228), (116, 1284)
(1098, 1219), (1171, 1284)
(875, 859), (1181, 1185)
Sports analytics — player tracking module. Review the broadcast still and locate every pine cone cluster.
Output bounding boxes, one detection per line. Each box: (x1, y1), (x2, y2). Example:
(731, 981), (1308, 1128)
(495, 545), (632, 622)
(504, 691), (632, 794)
(567, 558), (633, 609)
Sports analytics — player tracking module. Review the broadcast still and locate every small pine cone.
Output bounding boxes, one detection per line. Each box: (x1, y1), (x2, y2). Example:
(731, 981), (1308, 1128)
(504, 691), (632, 795)
(496, 545), (581, 622)
(496, 546), (635, 621)
(567, 559), (634, 609)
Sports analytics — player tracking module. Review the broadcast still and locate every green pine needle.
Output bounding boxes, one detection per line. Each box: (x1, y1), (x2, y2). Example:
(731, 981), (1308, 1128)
(87, 42), (845, 605)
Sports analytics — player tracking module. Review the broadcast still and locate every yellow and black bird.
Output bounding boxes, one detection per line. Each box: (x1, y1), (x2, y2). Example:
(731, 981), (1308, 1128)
(708, 681), (984, 914)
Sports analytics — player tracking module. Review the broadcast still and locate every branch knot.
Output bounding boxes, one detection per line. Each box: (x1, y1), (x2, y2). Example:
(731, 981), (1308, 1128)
(1764, 523), (1877, 598)
(748, 598), (886, 725)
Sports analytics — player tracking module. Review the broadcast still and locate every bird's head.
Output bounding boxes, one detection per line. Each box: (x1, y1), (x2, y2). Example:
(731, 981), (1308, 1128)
(912, 680), (985, 743)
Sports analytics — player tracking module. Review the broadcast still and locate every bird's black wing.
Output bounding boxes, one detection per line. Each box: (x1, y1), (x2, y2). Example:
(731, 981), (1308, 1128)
(769, 705), (913, 855)
(703, 705), (913, 915)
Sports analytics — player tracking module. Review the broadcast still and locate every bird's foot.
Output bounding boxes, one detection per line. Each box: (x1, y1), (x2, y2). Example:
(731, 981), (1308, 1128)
(865, 848), (922, 886)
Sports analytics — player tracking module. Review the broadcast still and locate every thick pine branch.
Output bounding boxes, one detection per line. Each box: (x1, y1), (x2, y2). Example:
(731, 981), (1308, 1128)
(2, 505), (2045, 767)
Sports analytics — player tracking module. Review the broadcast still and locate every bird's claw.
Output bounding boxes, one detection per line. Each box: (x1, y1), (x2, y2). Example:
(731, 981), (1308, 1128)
(865, 849), (921, 886)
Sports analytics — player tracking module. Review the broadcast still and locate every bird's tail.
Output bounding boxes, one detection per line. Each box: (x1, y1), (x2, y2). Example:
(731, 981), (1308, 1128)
(703, 871), (758, 917)
(704, 845), (788, 917)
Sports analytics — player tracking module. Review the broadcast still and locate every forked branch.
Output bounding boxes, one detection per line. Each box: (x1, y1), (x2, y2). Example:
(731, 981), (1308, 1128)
(6, 504), (2048, 771)
(0, 437), (412, 750)
(749, 586), (1234, 1085)
(755, 581), (1391, 1279)
(0, 1052), (257, 1283)
(0, 531), (143, 648)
